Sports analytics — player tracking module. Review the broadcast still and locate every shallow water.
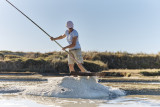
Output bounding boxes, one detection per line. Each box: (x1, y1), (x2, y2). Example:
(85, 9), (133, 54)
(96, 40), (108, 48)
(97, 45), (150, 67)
(0, 76), (160, 107)
(0, 94), (160, 107)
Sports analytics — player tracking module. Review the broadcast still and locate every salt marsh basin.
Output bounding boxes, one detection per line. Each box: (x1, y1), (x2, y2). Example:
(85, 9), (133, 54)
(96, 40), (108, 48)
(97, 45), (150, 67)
(0, 73), (160, 107)
(1, 94), (160, 107)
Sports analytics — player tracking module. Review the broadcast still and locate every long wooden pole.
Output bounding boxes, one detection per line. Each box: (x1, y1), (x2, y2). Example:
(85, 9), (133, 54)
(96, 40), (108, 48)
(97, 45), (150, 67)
(6, 0), (88, 72)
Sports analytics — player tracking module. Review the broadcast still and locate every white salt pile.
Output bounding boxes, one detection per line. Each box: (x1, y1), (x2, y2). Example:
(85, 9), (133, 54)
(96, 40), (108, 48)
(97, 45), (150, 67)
(24, 76), (125, 99)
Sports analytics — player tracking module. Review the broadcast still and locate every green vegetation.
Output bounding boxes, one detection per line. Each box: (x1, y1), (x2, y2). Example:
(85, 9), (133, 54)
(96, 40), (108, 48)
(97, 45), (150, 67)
(103, 69), (160, 77)
(1, 51), (160, 73)
(83, 51), (160, 69)
(0, 51), (108, 73)
(0, 53), (4, 60)
(103, 72), (131, 77)
(140, 71), (160, 76)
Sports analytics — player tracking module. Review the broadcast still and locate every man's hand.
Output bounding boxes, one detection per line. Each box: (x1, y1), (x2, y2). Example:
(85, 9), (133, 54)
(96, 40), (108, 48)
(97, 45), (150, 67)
(50, 37), (55, 41)
(62, 47), (67, 50)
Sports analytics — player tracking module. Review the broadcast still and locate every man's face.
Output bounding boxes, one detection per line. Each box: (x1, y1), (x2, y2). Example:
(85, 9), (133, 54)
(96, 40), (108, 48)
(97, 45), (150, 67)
(68, 28), (73, 32)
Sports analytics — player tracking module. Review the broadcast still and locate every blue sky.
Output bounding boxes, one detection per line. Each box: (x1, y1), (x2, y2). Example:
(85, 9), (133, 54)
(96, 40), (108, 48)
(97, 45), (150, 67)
(0, 0), (160, 53)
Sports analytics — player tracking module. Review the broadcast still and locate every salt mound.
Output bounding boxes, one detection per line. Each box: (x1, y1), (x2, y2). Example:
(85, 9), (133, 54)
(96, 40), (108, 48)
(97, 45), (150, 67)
(25, 76), (125, 99)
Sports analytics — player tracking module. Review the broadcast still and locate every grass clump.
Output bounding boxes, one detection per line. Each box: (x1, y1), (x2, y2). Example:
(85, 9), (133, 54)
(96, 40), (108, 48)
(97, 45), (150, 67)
(140, 71), (160, 76)
(83, 60), (108, 72)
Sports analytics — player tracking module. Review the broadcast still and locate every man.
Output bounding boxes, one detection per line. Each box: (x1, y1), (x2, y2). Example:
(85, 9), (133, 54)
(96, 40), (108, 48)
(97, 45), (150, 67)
(50, 21), (86, 73)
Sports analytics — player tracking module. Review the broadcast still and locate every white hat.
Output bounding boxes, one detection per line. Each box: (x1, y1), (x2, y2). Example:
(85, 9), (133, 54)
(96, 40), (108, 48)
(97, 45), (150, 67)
(66, 21), (74, 28)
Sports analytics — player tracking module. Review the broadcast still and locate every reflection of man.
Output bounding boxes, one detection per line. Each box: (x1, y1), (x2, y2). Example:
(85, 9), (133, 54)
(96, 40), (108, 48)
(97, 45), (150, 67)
(50, 21), (86, 73)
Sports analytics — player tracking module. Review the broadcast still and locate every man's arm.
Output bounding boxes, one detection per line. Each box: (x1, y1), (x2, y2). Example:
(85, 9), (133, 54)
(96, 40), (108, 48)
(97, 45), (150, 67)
(50, 34), (66, 41)
(62, 36), (77, 50)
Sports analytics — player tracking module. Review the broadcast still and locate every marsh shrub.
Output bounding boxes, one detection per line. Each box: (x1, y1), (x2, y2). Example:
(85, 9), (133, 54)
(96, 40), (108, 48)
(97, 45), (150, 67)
(0, 53), (4, 60)
(0, 60), (23, 71)
(1, 51), (160, 71)
(140, 71), (160, 76)
(83, 60), (108, 72)
(0, 58), (107, 73)
(85, 52), (160, 69)
(4, 55), (21, 59)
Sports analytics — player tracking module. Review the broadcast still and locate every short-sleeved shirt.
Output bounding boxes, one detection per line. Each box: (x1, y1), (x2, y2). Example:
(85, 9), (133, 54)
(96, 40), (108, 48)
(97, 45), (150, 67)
(65, 29), (81, 50)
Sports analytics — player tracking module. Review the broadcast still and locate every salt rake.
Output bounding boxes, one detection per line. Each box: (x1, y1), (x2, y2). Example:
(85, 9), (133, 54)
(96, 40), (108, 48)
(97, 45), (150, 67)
(6, 0), (88, 72)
